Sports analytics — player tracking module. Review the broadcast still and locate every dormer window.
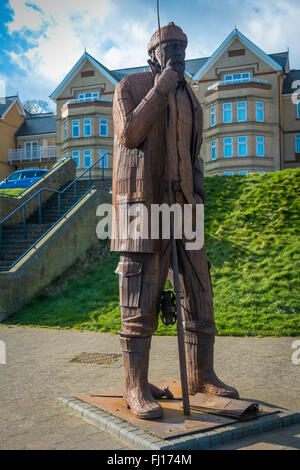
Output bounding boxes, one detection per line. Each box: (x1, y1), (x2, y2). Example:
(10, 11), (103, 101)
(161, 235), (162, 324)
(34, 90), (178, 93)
(223, 72), (251, 84)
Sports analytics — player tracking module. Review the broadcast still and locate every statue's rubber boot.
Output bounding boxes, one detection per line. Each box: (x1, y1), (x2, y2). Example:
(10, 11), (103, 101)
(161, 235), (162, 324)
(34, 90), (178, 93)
(185, 332), (239, 399)
(120, 335), (163, 419)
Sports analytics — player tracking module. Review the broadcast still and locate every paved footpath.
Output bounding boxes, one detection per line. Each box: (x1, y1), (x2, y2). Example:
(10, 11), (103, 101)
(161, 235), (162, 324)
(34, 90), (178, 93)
(0, 325), (299, 450)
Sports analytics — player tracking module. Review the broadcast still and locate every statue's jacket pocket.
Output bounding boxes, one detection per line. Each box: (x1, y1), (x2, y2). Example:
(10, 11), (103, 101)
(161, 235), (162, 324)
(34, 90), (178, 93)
(115, 261), (143, 307)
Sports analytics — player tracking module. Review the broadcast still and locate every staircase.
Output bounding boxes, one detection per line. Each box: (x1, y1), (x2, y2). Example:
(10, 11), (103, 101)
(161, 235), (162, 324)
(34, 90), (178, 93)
(0, 178), (111, 269)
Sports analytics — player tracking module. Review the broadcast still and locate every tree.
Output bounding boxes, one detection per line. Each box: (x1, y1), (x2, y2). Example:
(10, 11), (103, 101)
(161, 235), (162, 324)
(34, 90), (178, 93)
(23, 99), (52, 114)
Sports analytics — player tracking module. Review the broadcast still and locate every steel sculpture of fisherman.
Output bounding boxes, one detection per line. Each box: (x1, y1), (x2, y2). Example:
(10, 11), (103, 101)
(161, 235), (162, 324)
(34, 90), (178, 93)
(111, 22), (239, 420)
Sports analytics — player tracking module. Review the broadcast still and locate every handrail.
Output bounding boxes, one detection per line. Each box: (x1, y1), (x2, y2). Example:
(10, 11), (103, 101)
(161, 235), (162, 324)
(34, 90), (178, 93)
(0, 187), (96, 271)
(0, 152), (112, 262)
(0, 156), (71, 199)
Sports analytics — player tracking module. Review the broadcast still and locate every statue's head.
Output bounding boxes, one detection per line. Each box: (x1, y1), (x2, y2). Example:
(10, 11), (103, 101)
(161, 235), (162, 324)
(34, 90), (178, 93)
(148, 22), (187, 82)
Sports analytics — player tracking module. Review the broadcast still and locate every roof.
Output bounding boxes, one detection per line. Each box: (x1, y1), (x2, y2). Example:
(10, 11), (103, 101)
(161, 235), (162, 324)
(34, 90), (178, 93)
(269, 52), (289, 72)
(112, 57), (209, 81)
(49, 51), (119, 100)
(193, 28), (283, 81)
(282, 69), (300, 95)
(0, 96), (25, 119)
(15, 113), (56, 137)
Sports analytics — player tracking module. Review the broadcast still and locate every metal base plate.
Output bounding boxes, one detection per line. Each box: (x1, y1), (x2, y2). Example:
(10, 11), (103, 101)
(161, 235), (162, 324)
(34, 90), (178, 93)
(76, 379), (279, 439)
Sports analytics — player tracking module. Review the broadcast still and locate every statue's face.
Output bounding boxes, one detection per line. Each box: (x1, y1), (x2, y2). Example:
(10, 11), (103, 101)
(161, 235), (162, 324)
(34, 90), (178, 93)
(156, 40), (186, 81)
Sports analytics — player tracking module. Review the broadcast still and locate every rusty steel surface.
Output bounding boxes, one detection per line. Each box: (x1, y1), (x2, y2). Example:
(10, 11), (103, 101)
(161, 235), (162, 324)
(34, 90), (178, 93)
(70, 353), (121, 365)
(77, 380), (280, 439)
(77, 380), (235, 439)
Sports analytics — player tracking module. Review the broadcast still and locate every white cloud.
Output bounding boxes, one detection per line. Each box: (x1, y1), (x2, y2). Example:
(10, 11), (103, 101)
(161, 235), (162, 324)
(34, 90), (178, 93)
(3, 0), (300, 103)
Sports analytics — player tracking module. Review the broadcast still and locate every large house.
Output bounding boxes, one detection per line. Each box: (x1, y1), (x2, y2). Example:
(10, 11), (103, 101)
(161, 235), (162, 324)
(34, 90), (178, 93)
(0, 95), (57, 179)
(50, 28), (300, 177)
(1, 28), (299, 181)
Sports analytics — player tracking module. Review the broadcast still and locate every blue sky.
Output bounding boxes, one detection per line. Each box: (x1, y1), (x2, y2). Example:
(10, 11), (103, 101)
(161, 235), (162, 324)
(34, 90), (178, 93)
(0, 0), (299, 106)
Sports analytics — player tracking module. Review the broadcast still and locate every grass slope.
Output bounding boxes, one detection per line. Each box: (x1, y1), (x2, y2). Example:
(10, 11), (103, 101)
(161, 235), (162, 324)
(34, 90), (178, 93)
(0, 188), (23, 197)
(6, 169), (300, 336)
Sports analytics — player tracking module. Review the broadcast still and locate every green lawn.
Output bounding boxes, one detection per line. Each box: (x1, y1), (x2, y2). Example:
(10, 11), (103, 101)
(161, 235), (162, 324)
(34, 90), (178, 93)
(0, 188), (23, 197)
(6, 169), (300, 336)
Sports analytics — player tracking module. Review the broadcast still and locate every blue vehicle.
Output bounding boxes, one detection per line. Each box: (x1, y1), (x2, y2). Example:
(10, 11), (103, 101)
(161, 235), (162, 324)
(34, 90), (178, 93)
(0, 169), (49, 189)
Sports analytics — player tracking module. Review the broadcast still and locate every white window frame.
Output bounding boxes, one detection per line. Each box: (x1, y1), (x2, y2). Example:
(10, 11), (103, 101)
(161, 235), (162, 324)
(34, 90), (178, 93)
(210, 140), (217, 160)
(83, 118), (92, 137)
(295, 134), (300, 153)
(99, 149), (109, 168)
(237, 101), (247, 122)
(72, 150), (80, 168)
(24, 141), (39, 157)
(256, 101), (264, 122)
(237, 136), (248, 157)
(64, 121), (67, 140)
(223, 72), (251, 83)
(99, 118), (108, 137)
(78, 91), (99, 102)
(210, 106), (216, 127)
(223, 103), (233, 123)
(256, 136), (265, 157)
(72, 120), (80, 138)
(238, 170), (249, 175)
(223, 137), (233, 158)
(224, 171), (234, 176)
(83, 149), (92, 168)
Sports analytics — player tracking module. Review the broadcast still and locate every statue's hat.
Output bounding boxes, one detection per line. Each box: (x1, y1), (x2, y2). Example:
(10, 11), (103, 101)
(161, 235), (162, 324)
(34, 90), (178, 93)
(147, 22), (188, 54)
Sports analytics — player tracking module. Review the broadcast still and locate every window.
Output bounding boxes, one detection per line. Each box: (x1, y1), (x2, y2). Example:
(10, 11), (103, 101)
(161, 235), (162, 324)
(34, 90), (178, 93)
(296, 134), (300, 153)
(83, 118), (92, 137)
(223, 103), (232, 123)
(25, 141), (38, 157)
(238, 170), (249, 175)
(211, 140), (217, 160)
(238, 136), (248, 157)
(223, 72), (251, 83)
(72, 150), (80, 168)
(297, 103), (300, 119)
(257, 171), (265, 174)
(237, 102), (247, 122)
(210, 106), (216, 127)
(224, 171), (234, 176)
(256, 102), (264, 122)
(64, 122), (67, 140)
(99, 118), (108, 137)
(83, 149), (92, 168)
(223, 137), (233, 158)
(99, 149), (108, 168)
(78, 92), (99, 102)
(256, 136), (265, 157)
(72, 120), (80, 138)
(7, 172), (22, 181)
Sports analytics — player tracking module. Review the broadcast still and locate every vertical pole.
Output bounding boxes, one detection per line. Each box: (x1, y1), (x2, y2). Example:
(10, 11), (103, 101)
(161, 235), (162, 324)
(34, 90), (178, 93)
(23, 205), (27, 240)
(38, 193), (42, 224)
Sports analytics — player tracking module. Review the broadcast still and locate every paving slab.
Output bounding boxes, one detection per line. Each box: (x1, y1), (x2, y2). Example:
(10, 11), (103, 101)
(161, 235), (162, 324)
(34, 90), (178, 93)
(0, 325), (299, 450)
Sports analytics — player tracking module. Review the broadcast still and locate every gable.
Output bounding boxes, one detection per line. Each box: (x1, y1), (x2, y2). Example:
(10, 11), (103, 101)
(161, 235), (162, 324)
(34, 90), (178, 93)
(50, 53), (119, 100)
(194, 29), (283, 81)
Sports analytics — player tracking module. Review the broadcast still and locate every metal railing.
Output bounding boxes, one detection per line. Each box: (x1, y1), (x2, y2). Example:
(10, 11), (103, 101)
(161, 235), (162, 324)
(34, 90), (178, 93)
(0, 156), (70, 199)
(8, 146), (57, 164)
(207, 78), (269, 91)
(0, 152), (112, 268)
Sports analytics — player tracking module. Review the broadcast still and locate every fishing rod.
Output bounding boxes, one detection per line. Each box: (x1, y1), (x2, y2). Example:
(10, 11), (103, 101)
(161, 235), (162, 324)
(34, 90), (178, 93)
(156, 0), (190, 416)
